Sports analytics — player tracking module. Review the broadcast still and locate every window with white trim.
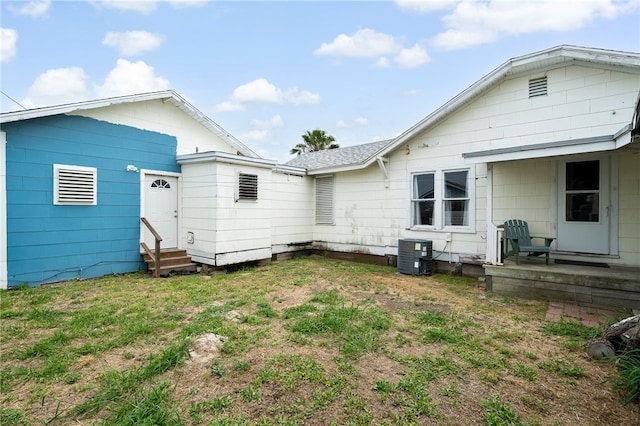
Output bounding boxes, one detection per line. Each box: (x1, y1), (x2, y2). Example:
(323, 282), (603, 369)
(315, 175), (334, 224)
(53, 164), (97, 205)
(236, 172), (258, 201)
(443, 170), (469, 226)
(411, 168), (472, 229)
(412, 173), (435, 226)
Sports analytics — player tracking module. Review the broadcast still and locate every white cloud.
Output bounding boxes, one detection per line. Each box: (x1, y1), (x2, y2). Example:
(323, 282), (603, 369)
(102, 31), (165, 56)
(285, 88), (320, 105)
(431, 0), (638, 50)
(18, 59), (170, 109)
(212, 101), (244, 112)
(8, 0), (51, 19)
(250, 115), (284, 129)
(373, 57), (391, 68)
(215, 78), (320, 111)
(98, 0), (158, 14)
(97, 0), (209, 14)
(242, 129), (270, 141)
(21, 67), (89, 108)
(315, 28), (403, 58)
(230, 78), (283, 103)
(394, 43), (431, 68)
(94, 59), (170, 98)
(394, 0), (459, 13)
(336, 117), (369, 128)
(169, 0), (209, 8)
(316, 27), (432, 69)
(1, 28), (18, 62)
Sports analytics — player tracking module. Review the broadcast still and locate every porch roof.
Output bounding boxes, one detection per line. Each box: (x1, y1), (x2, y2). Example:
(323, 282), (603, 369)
(462, 124), (635, 164)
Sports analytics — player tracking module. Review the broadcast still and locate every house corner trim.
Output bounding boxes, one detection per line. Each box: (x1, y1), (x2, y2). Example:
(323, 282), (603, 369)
(0, 131), (7, 289)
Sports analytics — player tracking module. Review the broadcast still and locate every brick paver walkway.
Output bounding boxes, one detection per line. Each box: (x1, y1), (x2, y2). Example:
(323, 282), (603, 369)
(545, 302), (618, 328)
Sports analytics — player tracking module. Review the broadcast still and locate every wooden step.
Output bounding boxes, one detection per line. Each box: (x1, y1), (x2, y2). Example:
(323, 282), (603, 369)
(142, 248), (197, 276)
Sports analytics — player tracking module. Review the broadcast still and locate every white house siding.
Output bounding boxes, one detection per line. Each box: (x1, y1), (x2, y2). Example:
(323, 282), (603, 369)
(468, 66), (638, 152)
(181, 161), (218, 264)
(492, 159), (555, 236)
(180, 160), (274, 265)
(618, 148), (640, 265)
(271, 172), (314, 249)
(70, 99), (236, 155)
(214, 163), (272, 264)
(312, 167), (404, 255)
(376, 64), (637, 262)
(388, 146), (488, 260)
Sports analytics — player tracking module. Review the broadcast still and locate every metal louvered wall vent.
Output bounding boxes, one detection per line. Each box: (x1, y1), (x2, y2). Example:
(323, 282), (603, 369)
(54, 164), (97, 205)
(315, 175), (335, 224)
(529, 76), (548, 98)
(237, 172), (258, 201)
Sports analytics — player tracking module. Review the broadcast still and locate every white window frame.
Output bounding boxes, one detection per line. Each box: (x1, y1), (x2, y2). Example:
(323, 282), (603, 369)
(315, 175), (335, 225)
(410, 167), (475, 232)
(53, 164), (97, 205)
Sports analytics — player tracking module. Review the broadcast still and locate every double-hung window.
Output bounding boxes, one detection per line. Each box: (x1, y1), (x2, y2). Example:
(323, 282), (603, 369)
(411, 168), (472, 229)
(443, 170), (469, 226)
(412, 173), (435, 226)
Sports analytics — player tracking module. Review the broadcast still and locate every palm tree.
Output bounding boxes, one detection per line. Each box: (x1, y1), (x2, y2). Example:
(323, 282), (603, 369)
(290, 129), (339, 156)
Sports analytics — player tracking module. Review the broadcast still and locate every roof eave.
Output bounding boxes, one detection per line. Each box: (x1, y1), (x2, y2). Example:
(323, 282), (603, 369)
(462, 124), (634, 164)
(0, 90), (176, 124)
(0, 90), (260, 159)
(177, 151), (275, 168)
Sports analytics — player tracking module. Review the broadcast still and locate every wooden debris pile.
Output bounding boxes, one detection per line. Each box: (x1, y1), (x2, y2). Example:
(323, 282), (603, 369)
(587, 315), (640, 360)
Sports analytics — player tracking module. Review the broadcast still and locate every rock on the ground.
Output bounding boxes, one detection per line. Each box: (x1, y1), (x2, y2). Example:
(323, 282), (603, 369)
(189, 333), (226, 364)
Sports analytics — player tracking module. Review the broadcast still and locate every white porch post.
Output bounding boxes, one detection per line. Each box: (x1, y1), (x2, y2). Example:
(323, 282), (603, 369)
(485, 163), (500, 265)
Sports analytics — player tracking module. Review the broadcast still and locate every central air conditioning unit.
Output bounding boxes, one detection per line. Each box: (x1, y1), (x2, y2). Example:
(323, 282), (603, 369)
(397, 239), (433, 276)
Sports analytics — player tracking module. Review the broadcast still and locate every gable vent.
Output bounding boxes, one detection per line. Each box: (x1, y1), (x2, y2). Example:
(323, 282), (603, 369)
(237, 172), (258, 201)
(54, 164), (97, 205)
(529, 76), (548, 98)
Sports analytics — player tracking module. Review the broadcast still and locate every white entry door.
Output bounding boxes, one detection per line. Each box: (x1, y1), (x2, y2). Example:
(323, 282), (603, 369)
(144, 174), (178, 249)
(557, 158), (610, 254)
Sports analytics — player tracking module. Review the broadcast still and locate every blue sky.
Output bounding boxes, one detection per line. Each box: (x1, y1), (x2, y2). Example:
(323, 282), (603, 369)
(2, 0), (639, 162)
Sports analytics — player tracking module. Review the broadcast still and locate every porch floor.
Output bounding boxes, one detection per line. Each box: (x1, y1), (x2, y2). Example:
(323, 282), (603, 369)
(484, 260), (639, 311)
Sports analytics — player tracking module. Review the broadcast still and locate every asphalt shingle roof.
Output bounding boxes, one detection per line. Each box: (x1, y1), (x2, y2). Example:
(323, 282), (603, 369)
(284, 139), (394, 171)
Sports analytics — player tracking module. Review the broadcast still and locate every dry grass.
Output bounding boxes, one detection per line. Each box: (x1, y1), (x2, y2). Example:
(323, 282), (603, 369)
(1, 256), (637, 425)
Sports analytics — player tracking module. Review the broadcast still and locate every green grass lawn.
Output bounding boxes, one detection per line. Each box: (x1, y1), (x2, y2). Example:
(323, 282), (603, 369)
(0, 256), (637, 425)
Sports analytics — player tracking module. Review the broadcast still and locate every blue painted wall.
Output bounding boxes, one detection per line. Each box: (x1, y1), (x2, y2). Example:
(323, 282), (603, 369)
(3, 114), (180, 287)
